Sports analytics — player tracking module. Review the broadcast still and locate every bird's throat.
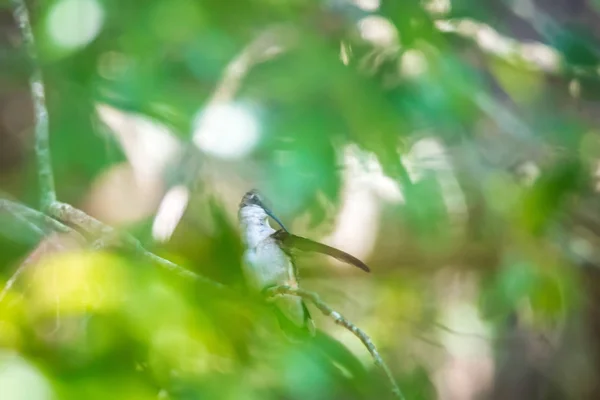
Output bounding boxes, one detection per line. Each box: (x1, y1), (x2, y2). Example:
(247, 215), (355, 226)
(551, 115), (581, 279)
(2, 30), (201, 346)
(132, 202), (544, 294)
(239, 205), (276, 248)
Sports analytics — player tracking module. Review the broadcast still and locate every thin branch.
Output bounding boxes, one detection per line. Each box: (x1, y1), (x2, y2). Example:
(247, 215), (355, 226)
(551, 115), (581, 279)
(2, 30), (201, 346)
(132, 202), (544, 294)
(0, 198), (226, 304)
(10, 0), (56, 211)
(8, 9), (400, 399)
(266, 285), (406, 400)
(435, 19), (564, 75)
(209, 25), (294, 104)
(3, 203), (47, 238)
(7, 0), (223, 290)
(0, 198), (84, 241)
(48, 202), (112, 237)
(0, 233), (77, 304)
(49, 202), (224, 288)
(434, 18), (600, 80)
(0, 199), (85, 304)
(0, 260), (29, 304)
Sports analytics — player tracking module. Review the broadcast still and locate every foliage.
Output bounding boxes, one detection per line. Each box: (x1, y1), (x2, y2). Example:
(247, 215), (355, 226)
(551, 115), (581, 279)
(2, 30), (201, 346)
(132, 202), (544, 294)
(2, 0), (600, 399)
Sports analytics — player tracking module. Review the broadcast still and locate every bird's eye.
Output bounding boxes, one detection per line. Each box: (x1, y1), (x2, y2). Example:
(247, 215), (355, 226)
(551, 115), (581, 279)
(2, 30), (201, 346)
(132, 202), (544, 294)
(244, 190), (262, 205)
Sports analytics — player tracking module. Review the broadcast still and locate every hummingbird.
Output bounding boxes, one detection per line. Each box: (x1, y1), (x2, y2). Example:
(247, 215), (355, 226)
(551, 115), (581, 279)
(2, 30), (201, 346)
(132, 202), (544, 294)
(238, 189), (370, 337)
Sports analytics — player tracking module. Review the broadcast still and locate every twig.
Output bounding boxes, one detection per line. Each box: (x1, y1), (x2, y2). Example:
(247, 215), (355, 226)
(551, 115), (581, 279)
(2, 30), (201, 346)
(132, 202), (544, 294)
(435, 19), (564, 75)
(0, 198), (226, 301)
(8, 0), (223, 290)
(10, 0), (56, 211)
(0, 198), (84, 241)
(434, 18), (600, 80)
(1, 200), (48, 239)
(0, 199), (85, 304)
(48, 201), (224, 288)
(7, 7), (399, 398)
(48, 202), (112, 237)
(0, 260), (29, 304)
(209, 25), (293, 104)
(0, 232), (78, 304)
(266, 286), (406, 400)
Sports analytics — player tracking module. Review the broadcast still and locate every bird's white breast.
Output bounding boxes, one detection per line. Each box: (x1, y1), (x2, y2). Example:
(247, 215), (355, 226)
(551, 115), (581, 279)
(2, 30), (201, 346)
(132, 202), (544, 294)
(239, 205), (274, 248)
(238, 201), (309, 331)
(239, 205), (295, 291)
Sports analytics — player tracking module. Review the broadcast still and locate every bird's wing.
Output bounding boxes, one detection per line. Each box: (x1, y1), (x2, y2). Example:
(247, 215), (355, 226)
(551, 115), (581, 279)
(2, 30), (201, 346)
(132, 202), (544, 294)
(271, 230), (370, 272)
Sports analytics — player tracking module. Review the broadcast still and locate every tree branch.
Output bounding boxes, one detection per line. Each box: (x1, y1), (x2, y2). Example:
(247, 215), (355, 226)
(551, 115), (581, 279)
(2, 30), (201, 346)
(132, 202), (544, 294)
(8, 0), (224, 292)
(1, 197), (226, 292)
(266, 285), (406, 400)
(0, 199), (86, 304)
(48, 201), (224, 287)
(0, 198), (83, 240)
(0, 259), (29, 304)
(11, 0), (56, 212)
(209, 25), (293, 104)
(8, 5), (403, 399)
(435, 18), (598, 79)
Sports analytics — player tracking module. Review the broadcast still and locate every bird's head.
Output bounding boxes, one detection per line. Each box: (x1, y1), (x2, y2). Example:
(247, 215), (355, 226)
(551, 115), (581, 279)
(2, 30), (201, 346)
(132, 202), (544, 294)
(239, 189), (288, 232)
(239, 189), (264, 209)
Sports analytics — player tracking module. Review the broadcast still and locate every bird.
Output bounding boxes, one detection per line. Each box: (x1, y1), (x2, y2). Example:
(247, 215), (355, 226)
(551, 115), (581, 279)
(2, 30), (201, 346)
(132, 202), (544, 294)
(238, 189), (370, 338)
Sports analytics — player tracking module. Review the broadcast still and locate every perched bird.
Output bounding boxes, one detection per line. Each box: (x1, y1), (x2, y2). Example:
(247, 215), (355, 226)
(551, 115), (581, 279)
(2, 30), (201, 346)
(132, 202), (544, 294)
(238, 189), (370, 337)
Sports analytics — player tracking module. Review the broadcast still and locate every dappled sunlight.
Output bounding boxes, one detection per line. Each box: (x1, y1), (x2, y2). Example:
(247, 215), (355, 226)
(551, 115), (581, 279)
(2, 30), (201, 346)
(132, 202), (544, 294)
(84, 163), (165, 226)
(26, 251), (127, 315)
(413, 271), (494, 400)
(357, 16), (398, 47)
(92, 105), (183, 225)
(435, 18), (562, 73)
(192, 102), (261, 160)
(324, 145), (402, 266)
(0, 353), (54, 400)
(325, 188), (381, 268)
(152, 185), (190, 242)
(46, 0), (104, 51)
(3, 0), (600, 398)
(353, 0), (380, 12)
(424, 0), (451, 15)
(96, 105), (181, 188)
(400, 49), (429, 78)
(404, 138), (468, 225)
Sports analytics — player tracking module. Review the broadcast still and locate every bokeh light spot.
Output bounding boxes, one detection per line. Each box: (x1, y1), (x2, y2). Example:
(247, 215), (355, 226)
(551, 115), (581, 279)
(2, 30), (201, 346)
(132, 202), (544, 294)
(0, 353), (54, 400)
(354, 0), (380, 11)
(47, 0), (104, 50)
(152, 185), (190, 242)
(357, 16), (398, 47)
(192, 102), (260, 159)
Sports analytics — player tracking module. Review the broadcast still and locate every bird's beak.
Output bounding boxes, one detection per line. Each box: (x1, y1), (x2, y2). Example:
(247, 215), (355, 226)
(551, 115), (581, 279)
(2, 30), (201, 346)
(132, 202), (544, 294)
(262, 204), (288, 232)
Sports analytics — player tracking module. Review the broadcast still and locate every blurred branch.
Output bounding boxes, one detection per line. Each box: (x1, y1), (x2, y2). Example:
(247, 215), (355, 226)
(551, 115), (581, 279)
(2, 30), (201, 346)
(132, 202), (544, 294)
(435, 18), (600, 80)
(0, 199), (86, 304)
(0, 259), (29, 304)
(10, 0), (56, 211)
(436, 19), (563, 74)
(153, 26), (294, 241)
(48, 202), (224, 287)
(0, 197), (225, 290)
(8, 0), (224, 290)
(266, 285), (406, 400)
(210, 25), (292, 104)
(0, 231), (85, 305)
(0, 198), (83, 241)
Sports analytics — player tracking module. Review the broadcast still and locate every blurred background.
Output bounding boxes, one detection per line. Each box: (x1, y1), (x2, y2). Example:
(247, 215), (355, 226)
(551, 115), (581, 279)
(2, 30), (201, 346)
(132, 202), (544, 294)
(2, 0), (600, 398)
